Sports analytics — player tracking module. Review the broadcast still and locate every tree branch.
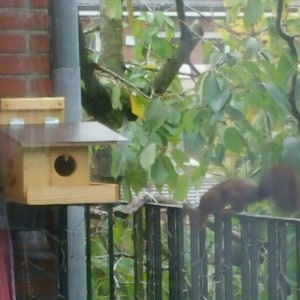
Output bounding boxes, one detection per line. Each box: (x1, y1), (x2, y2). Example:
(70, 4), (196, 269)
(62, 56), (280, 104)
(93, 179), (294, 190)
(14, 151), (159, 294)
(151, 19), (203, 94)
(175, 0), (190, 49)
(276, 0), (300, 131)
(276, 0), (297, 59)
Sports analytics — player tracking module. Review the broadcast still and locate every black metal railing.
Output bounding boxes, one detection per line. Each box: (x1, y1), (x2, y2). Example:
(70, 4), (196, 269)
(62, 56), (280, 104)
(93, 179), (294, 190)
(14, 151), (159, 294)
(86, 203), (300, 300)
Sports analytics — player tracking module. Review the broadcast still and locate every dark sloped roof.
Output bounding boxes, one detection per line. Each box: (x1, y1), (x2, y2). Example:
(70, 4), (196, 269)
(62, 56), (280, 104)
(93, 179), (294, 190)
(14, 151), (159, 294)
(0, 122), (127, 147)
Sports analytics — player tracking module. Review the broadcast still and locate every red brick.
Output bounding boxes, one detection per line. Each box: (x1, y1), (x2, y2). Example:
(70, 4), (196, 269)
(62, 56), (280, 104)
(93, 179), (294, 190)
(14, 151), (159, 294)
(0, 0), (24, 7)
(31, 77), (52, 96)
(0, 33), (27, 53)
(0, 11), (49, 30)
(0, 55), (50, 75)
(0, 77), (27, 97)
(30, 34), (50, 53)
(30, 0), (49, 8)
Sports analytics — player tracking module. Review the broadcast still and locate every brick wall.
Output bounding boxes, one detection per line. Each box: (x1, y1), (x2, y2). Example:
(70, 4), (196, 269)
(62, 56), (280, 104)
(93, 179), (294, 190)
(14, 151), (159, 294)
(0, 1), (59, 299)
(0, 0), (52, 97)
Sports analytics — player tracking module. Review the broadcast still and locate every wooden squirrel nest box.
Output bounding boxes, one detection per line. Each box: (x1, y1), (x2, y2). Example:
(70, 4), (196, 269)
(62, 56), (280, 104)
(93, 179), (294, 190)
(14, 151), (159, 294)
(0, 122), (127, 205)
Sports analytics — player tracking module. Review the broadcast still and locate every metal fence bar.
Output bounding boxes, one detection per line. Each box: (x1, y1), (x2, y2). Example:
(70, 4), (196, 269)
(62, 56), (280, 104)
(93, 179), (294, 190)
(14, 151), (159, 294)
(85, 205), (92, 300)
(168, 208), (178, 299)
(107, 205), (115, 300)
(189, 215), (201, 299)
(58, 206), (68, 299)
(133, 209), (145, 300)
(223, 216), (233, 300)
(240, 216), (250, 300)
(153, 207), (162, 299)
(199, 229), (208, 299)
(296, 223), (300, 300)
(214, 216), (223, 299)
(175, 208), (186, 299)
(189, 215), (208, 299)
(249, 220), (259, 300)
(278, 221), (288, 299)
(268, 219), (277, 300)
(146, 205), (155, 300)
(145, 205), (163, 300)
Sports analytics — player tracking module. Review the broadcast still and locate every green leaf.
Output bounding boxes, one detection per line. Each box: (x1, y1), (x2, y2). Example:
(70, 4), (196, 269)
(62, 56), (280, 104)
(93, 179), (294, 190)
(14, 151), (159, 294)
(128, 167), (148, 194)
(104, 0), (122, 19)
(171, 148), (189, 167)
(154, 11), (165, 27)
(111, 85), (122, 110)
(191, 163), (207, 186)
(245, 37), (260, 58)
(244, 0), (264, 27)
(226, 105), (259, 137)
(111, 146), (124, 178)
(183, 131), (204, 154)
(164, 15), (174, 28)
(224, 127), (245, 154)
(151, 155), (169, 187)
(165, 102), (181, 125)
(128, 122), (149, 144)
(163, 156), (178, 190)
(277, 53), (295, 86)
(283, 136), (300, 168)
(208, 51), (223, 66)
(210, 88), (231, 113)
(202, 72), (220, 103)
(202, 41), (213, 62)
(173, 174), (189, 201)
(140, 143), (157, 171)
(191, 150), (211, 186)
(202, 72), (231, 113)
(214, 143), (225, 165)
(144, 99), (167, 131)
(152, 36), (173, 58)
(121, 178), (132, 201)
(261, 82), (290, 111)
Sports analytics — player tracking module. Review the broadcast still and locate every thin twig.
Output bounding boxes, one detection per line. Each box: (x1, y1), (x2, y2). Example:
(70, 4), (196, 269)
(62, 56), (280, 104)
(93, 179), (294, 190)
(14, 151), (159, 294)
(94, 65), (151, 100)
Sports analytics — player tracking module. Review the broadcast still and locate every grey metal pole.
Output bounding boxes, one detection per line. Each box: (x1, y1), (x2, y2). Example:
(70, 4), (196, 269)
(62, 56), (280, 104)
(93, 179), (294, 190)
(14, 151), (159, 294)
(50, 2), (87, 299)
(51, 1), (82, 122)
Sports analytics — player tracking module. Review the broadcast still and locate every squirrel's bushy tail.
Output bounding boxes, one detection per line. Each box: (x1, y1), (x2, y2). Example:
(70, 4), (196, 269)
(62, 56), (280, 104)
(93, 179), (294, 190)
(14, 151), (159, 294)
(258, 164), (300, 215)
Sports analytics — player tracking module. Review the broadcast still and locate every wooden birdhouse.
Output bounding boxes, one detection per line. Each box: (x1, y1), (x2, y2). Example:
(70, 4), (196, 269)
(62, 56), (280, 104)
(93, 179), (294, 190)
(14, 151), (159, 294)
(0, 97), (65, 125)
(0, 97), (127, 205)
(0, 121), (127, 205)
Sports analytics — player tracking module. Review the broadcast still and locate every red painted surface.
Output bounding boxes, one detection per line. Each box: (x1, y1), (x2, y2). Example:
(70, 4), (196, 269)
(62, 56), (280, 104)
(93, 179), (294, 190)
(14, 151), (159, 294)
(0, 219), (15, 300)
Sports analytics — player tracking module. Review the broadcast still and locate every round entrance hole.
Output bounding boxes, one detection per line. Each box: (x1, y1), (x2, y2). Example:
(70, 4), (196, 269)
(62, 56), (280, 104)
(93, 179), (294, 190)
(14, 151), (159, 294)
(54, 154), (76, 177)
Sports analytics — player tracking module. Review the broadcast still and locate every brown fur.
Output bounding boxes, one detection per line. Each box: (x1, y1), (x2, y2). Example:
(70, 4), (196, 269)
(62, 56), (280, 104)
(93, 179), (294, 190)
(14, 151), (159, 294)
(186, 164), (300, 230)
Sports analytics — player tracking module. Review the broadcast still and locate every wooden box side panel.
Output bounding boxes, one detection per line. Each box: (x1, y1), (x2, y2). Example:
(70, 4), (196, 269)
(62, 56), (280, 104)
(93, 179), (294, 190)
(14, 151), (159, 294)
(26, 183), (120, 205)
(23, 149), (51, 193)
(1, 136), (25, 201)
(50, 147), (89, 186)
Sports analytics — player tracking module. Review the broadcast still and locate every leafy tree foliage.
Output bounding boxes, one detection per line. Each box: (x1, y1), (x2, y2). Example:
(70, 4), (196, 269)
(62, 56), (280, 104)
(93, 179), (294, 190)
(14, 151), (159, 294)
(81, 0), (300, 201)
(82, 1), (300, 298)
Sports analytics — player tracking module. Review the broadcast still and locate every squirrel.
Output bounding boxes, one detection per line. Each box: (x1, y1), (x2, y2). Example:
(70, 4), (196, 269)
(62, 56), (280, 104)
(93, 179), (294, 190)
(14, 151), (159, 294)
(185, 164), (300, 230)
